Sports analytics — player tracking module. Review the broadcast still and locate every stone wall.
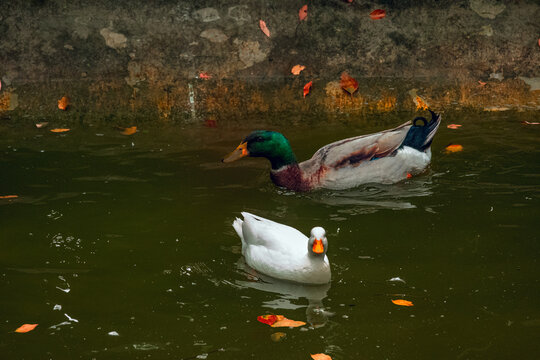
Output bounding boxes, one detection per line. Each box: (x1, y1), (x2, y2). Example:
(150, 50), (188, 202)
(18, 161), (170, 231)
(1, 0), (539, 122)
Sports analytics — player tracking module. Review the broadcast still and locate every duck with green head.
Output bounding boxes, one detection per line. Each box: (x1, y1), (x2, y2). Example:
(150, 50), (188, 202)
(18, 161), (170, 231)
(222, 110), (442, 191)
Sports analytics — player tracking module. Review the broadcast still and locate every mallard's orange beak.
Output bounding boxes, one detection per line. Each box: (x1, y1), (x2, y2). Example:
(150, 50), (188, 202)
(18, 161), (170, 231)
(312, 239), (324, 254)
(222, 142), (249, 163)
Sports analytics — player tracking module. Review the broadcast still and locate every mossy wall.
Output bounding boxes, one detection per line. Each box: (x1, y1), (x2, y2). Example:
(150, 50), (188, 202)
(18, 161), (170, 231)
(1, 0), (539, 122)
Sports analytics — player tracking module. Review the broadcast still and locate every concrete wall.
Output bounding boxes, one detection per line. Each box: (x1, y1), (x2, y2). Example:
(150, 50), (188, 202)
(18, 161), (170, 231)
(1, 0), (539, 121)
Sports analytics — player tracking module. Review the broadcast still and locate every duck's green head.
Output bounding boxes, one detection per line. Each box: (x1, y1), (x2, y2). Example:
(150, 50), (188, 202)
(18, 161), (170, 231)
(222, 130), (297, 169)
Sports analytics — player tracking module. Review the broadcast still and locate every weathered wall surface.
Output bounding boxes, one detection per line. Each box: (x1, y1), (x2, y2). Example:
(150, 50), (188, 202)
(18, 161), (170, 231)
(1, 0), (539, 122)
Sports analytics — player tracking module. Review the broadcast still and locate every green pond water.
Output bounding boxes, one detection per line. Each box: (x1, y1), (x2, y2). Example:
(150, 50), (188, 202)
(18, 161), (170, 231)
(1, 111), (539, 359)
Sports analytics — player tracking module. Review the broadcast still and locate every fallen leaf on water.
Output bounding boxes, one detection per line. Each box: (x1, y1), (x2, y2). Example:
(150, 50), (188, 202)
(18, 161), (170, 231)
(311, 354), (332, 360)
(445, 144), (463, 153)
(0, 195), (18, 199)
(340, 71), (358, 96)
(35, 122), (49, 128)
(15, 324), (38, 333)
(370, 9), (386, 20)
(257, 314), (305, 328)
(447, 124), (462, 129)
(392, 299), (414, 307)
(50, 128), (70, 133)
(406, 173), (413, 179)
(58, 96), (70, 110)
(522, 121), (540, 125)
(478, 80), (487, 87)
(259, 20), (270, 37)
(291, 65), (306, 75)
(270, 332), (287, 342)
(272, 318), (306, 328)
(299, 5), (308, 21)
(199, 72), (212, 80)
(121, 126), (137, 135)
(0, 79), (2, 91)
(303, 81), (313, 98)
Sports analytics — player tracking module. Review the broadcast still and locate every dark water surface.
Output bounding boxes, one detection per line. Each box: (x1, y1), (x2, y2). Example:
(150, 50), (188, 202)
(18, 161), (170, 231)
(1, 112), (539, 359)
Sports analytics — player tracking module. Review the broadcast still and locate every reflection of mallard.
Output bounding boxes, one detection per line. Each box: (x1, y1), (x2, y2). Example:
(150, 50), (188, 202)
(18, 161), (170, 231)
(223, 111), (441, 191)
(233, 212), (330, 285)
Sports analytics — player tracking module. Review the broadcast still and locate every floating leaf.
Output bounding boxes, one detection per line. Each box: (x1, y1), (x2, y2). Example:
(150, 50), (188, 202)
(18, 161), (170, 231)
(35, 122), (49, 128)
(478, 80), (486, 87)
(299, 5), (308, 21)
(257, 314), (281, 326)
(445, 144), (463, 153)
(0, 79), (2, 91)
(15, 324), (38, 333)
(447, 124), (462, 129)
(291, 65), (306, 75)
(121, 126), (137, 135)
(272, 318), (306, 328)
(392, 299), (414, 306)
(303, 81), (313, 98)
(199, 72), (212, 80)
(50, 128), (70, 133)
(370, 9), (386, 20)
(58, 96), (70, 110)
(340, 71), (358, 96)
(259, 20), (270, 37)
(270, 332), (287, 342)
(522, 121), (540, 125)
(406, 173), (413, 179)
(0, 195), (18, 199)
(311, 354), (332, 360)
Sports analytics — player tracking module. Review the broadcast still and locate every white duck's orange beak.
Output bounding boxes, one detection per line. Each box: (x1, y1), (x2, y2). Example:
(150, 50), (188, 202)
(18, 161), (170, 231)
(222, 142), (249, 163)
(312, 239), (324, 254)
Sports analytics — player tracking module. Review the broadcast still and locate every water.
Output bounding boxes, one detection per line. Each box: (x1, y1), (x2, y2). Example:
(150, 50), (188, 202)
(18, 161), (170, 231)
(1, 112), (539, 359)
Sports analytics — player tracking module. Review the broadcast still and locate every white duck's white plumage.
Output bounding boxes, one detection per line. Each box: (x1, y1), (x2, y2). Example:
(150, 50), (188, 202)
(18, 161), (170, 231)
(232, 212), (331, 285)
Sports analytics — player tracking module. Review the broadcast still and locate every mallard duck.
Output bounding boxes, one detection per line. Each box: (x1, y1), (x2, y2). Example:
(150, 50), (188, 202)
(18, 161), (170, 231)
(223, 110), (441, 191)
(232, 212), (331, 285)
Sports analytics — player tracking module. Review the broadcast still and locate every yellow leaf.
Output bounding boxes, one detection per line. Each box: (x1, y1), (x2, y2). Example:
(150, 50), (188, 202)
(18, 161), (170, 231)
(121, 126), (137, 135)
(50, 128), (70, 133)
(311, 354), (332, 360)
(391, 299), (414, 307)
(15, 324), (38, 333)
(270, 332), (287, 342)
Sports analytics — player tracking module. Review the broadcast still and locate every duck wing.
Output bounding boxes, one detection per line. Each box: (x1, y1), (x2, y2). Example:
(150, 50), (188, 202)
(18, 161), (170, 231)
(240, 212), (307, 254)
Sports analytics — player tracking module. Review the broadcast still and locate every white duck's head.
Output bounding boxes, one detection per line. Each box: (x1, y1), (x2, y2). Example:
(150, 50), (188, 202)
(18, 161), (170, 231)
(308, 227), (328, 257)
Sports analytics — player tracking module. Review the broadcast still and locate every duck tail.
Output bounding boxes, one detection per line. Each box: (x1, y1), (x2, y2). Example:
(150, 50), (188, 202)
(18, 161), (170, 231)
(232, 217), (244, 240)
(401, 110), (441, 152)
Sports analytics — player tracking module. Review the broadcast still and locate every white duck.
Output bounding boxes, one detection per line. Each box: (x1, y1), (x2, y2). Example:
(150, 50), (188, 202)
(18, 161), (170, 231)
(232, 212), (331, 285)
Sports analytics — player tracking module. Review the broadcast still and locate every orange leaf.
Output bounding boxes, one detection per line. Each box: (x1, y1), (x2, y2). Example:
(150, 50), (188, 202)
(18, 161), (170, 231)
(478, 80), (486, 87)
(121, 126), (137, 135)
(370, 9), (386, 20)
(291, 65), (306, 75)
(392, 299), (414, 306)
(311, 354), (332, 360)
(414, 96), (429, 110)
(199, 72), (212, 80)
(0, 195), (18, 199)
(303, 81), (313, 98)
(447, 124), (462, 129)
(445, 144), (463, 153)
(58, 96), (70, 110)
(15, 324), (38, 333)
(259, 20), (270, 37)
(50, 128), (70, 133)
(340, 71), (358, 96)
(271, 318), (306, 328)
(299, 5), (308, 21)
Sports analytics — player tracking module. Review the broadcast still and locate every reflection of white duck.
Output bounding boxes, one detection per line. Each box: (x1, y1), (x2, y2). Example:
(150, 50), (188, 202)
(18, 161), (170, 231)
(232, 212), (331, 285)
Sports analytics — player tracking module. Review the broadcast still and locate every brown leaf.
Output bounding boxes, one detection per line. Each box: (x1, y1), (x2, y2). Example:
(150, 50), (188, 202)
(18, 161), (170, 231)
(15, 324), (38, 333)
(58, 96), (70, 110)
(392, 299), (414, 306)
(340, 71), (358, 96)
(259, 20), (270, 37)
(270, 332), (287, 342)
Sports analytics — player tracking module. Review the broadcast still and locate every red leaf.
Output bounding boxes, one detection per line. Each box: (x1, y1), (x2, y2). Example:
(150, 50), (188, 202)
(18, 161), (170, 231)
(257, 315), (280, 326)
(303, 81), (313, 98)
(204, 119), (217, 128)
(370, 9), (386, 20)
(15, 324), (38, 333)
(259, 20), (270, 37)
(340, 71), (358, 96)
(199, 72), (212, 80)
(299, 5), (308, 21)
